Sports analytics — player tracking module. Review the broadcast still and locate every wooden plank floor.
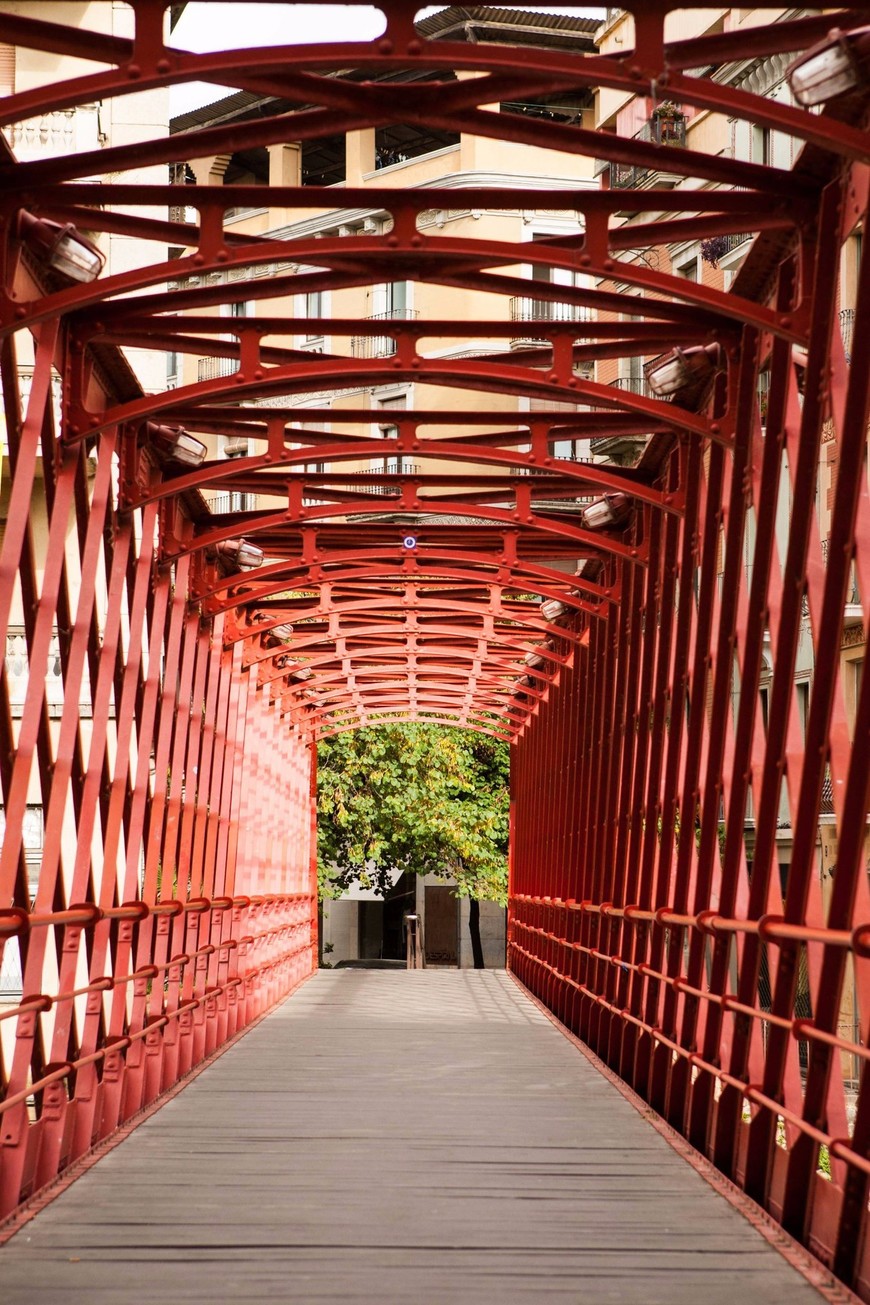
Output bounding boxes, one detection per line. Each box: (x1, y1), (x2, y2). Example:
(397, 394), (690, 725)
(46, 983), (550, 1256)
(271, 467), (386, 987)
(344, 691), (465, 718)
(0, 970), (830, 1304)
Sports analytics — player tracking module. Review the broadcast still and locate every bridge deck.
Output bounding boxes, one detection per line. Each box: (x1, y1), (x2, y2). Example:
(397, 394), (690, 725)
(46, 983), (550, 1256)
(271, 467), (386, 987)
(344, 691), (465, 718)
(0, 970), (831, 1304)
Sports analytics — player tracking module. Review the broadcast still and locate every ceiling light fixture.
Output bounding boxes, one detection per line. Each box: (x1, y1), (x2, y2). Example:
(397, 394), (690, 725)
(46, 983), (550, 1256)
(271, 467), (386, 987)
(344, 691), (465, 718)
(145, 423), (207, 467)
(540, 599), (567, 622)
(580, 492), (630, 531)
(786, 26), (870, 106)
(216, 539), (264, 570)
(646, 343), (722, 397)
(16, 209), (105, 283)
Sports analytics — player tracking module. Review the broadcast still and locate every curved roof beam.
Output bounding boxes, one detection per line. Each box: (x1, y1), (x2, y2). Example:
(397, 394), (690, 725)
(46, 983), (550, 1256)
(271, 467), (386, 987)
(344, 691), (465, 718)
(210, 557), (617, 618)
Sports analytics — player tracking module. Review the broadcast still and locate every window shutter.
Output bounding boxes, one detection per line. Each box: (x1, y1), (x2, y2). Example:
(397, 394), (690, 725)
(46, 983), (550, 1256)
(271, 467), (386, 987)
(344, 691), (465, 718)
(0, 44), (15, 97)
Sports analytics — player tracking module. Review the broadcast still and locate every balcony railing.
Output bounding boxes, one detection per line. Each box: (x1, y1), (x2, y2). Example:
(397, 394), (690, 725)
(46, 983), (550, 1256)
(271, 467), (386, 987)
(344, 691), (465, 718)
(207, 491), (256, 514)
(610, 114), (687, 190)
(351, 309), (419, 359)
(509, 297), (592, 348)
(840, 308), (855, 363)
(198, 356), (238, 382)
(609, 375), (654, 398)
(510, 297), (591, 325)
(302, 466), (421, 504)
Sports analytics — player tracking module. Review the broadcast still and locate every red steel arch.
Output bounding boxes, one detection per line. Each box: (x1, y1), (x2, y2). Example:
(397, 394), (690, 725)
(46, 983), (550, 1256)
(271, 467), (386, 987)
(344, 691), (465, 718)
(1, 1), (870, 1293)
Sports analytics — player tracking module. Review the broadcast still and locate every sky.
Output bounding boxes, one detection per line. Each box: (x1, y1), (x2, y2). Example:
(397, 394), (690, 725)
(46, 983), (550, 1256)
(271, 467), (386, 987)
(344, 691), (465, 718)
(169, 4), (607, 114)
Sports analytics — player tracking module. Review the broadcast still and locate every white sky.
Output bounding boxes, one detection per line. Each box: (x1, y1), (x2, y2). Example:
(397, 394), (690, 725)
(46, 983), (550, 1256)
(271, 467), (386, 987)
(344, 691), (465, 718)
(169, 4), (606, 115)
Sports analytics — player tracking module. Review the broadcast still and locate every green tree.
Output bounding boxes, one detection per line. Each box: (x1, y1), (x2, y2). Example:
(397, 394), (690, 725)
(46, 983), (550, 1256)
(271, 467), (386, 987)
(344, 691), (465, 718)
(317, 724), (509, 966)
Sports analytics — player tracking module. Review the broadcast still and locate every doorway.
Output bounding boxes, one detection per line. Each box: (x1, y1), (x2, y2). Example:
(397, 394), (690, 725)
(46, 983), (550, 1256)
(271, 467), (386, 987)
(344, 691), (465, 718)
(358, 873), (417, 960)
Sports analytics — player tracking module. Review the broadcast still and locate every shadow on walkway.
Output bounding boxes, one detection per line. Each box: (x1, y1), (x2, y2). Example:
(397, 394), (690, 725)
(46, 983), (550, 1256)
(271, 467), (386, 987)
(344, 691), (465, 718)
(0, 970), (829, 1304)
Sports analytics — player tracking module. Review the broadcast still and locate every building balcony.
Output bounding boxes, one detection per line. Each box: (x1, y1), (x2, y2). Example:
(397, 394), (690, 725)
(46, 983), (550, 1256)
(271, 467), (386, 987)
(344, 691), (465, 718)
(821, 536), (862, 623)
(509, 297), (591, 348)
(303, 466), (422, 506)
(198, 355), (238, 382)
(590, 378), (654, 465)
(840, 308), (855, 363)
(607, 375), (654, 399)
(606, 113), (687, 191)
(207, 490), (256, 513)
(351, 309), (419, 359)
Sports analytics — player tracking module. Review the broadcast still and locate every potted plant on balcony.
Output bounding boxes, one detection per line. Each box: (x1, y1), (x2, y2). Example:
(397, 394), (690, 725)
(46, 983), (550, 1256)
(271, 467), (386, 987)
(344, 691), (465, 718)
(651, 101), (686, 145)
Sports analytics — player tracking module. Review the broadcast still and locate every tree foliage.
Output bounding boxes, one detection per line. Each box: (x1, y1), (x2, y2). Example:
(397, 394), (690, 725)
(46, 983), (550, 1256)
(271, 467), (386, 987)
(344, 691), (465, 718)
(316, 724), (509, 903)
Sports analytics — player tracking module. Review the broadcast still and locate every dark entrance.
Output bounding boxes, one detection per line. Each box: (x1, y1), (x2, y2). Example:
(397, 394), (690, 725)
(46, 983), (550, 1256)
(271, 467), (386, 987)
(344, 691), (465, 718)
(358, 873), (417, 960)
(424, 885), (459, 966)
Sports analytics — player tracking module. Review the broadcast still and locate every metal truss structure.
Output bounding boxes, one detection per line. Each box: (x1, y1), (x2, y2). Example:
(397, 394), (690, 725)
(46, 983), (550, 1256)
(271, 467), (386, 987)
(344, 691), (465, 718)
(0, 0), (870, 1292)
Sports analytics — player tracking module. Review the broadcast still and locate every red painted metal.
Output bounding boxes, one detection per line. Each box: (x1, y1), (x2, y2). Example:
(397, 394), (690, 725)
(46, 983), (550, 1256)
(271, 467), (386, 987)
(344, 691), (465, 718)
(0, 2), (869, 1296)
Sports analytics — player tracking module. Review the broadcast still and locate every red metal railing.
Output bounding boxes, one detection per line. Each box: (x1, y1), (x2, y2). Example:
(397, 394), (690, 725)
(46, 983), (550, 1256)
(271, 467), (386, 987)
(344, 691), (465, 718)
(511, 173), (870, 1284)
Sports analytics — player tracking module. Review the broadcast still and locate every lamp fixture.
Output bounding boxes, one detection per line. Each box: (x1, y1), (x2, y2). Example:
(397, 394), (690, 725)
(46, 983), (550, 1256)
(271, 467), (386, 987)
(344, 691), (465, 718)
(16, 209), (105, 283)
(293, 667), (313, 682)
(540, 599), (567, 622)
(216, 539), (264, 569)
(145, 422), (207, 467)
(646, 343), (722, 398)
(580, 492), (630, 532)
(270, 622), (294, 639)
(524, 649), (546, 669)
(786, 26), (870, 106)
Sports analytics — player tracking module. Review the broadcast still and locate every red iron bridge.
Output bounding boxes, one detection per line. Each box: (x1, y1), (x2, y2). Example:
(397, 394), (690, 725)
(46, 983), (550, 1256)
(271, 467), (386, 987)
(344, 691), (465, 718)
(0, 3), (869, 1300)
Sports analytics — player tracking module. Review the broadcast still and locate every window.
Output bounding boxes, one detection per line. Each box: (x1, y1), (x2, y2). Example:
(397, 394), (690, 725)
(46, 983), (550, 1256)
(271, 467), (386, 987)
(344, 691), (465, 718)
(552, 438), (584, 460)
(375, 397), (407, 479)
(795, 680), (810, 742)
(849, 658), (864, 737)
(0, 44), (14, 97)
(379, 422), (406, 474)
(759, 685), (770, 734)
(752, 124), (772, 167)
(305, 290), (324, 341)
(386, 282), (407, 316)
(375, 282), (410, 319)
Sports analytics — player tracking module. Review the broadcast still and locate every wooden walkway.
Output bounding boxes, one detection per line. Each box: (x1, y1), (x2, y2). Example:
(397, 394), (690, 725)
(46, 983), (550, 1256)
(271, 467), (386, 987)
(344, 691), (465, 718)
(0, 971), (832, 1304)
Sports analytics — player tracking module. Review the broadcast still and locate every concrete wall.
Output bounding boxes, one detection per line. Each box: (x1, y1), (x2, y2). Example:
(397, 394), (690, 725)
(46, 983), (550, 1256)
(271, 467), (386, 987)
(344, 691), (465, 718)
(321, 877), (507, 970)
(458, 897), (507, 970)
(320, 898), (360, 966)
